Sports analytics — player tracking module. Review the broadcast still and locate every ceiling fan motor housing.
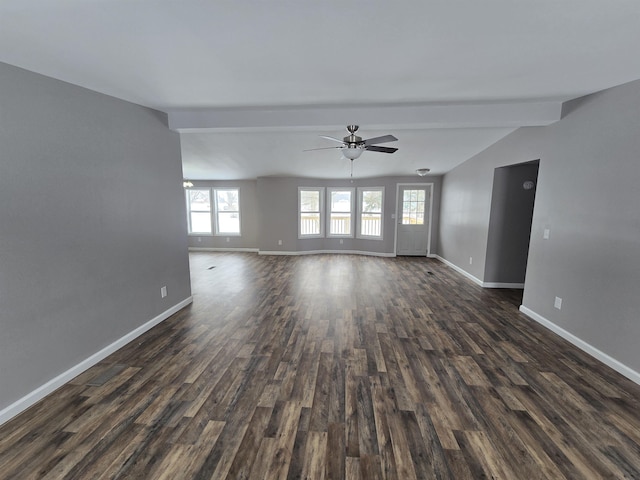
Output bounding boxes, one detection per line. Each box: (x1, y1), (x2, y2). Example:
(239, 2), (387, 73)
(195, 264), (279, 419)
(345, 125), (362, 145)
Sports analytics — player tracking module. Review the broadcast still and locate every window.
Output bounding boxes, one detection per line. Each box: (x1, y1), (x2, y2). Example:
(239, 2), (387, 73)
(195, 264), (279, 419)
(299, 188), (324, 237)
(215, 188), (240, 234)
(401, 188), (425, 225)
(186, 187), (241, 235)
(327, 188), (354, 237)
(187, 189), (212, 233)
(358, 187), (384, 239)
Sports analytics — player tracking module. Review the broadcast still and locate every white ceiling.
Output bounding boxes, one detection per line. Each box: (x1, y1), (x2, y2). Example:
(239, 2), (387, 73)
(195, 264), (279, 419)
(2, 1), (640, 179)
(181, 127), (518, 180)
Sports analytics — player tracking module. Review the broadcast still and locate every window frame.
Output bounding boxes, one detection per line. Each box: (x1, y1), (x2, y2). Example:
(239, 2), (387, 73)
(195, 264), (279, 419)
(214, 188), (241, 236)
(326, 187), (355, 238)
(298, 187), (325, 238)
(357, 187), (385, 240)
(186, 188), (213, 235)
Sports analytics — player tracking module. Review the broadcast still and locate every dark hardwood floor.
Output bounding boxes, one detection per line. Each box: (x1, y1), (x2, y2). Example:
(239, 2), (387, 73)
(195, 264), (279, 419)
(1, 252), (639, 479)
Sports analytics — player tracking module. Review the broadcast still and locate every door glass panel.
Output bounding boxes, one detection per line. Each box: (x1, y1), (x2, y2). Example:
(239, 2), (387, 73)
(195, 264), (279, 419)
(401, 189), (426, 225)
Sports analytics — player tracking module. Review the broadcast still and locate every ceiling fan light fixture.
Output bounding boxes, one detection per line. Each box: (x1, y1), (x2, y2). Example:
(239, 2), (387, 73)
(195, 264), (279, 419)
(305, 126), (397, 164)
(416, 168), (431, 176)
(342, 146), (364, 160)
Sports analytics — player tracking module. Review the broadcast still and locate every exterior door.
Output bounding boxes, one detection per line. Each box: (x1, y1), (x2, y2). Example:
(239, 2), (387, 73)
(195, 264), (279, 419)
(396, 184), (431, 256)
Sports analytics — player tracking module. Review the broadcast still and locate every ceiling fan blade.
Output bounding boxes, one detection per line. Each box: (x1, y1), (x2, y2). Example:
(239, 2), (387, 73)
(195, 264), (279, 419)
(303, 146), (342, 152)
(319, 135), (345, 144)
(365, 145), (398, 154)
(363, 134), (398, 146)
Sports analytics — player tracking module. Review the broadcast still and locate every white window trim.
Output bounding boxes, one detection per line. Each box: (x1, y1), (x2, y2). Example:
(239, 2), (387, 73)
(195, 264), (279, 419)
(298, 187), (325, 239)
(214, 188), (241, 236)
(327, 187), (355, 238)
(186, 188), (214, 235)
(357, 186), (385, 240)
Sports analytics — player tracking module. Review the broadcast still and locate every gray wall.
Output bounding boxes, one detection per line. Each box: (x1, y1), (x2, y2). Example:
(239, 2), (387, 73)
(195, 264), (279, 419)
(438, 78), (640, 374)
(256, 175), (442, 255)
(438, 126), (545, 281)
(0, 63), (192, 411)
(186, 180), (259, 250)
(484, 162), (538, 284)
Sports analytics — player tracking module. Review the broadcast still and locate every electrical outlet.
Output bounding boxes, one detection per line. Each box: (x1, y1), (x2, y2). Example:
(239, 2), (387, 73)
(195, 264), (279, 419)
(543, 228), (550, 240)
(339, 239), (343, 244)
(226, 237), (230, 242)
(161, 286), (168, 298)
(554, 296), (562, 310)
(278, 240), (282, 246)
(197, 237), (202, 243)
(469, 257), (473, 265)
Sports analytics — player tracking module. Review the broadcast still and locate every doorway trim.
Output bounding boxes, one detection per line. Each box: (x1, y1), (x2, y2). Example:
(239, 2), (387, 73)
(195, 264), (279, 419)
(394, 182), (434, 256)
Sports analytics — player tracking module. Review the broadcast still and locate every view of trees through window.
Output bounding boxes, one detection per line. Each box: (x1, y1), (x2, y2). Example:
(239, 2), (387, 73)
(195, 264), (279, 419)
(360, 189), (383, 237)
(216, 189), (240, 234)
(189, 186), (394, 240)
(402, 189), (425, 225)
(188, 189), (212, 233)
(186, 188), (240, 235)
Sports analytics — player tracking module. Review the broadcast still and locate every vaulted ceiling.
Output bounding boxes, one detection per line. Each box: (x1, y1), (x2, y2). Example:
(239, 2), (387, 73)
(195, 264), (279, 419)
(2, 1), (640, 179)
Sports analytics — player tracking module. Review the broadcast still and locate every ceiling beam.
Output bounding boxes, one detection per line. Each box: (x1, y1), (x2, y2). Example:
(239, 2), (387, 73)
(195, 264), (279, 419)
(168, 101), (562, 133)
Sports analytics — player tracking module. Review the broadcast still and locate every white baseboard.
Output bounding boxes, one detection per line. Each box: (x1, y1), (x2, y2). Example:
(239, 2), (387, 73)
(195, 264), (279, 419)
(0, 296), (193, 427)
(434, 255), (484, 286)
(434, 256), (524, 289)
(259, 249), (395, 257)
(483, 282), (525, 289)
(189, 247), (258, 252)
(519, 305), (640, 386)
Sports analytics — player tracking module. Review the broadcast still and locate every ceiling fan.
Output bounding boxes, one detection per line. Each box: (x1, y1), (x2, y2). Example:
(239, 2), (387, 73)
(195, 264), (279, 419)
(304, 125), (398, 160)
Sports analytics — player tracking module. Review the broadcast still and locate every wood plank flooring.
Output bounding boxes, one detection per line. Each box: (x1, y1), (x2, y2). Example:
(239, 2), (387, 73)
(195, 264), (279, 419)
(1, 252), (639, 479)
